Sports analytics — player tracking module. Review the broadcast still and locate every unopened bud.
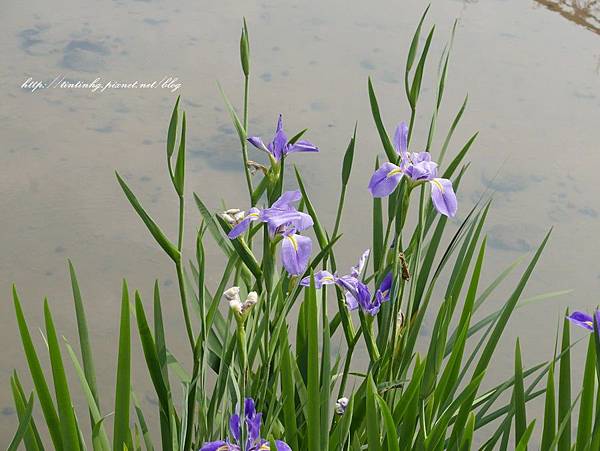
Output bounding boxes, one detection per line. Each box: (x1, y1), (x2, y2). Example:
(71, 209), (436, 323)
(224, 286), (241, 302)
(335, 397), (349, 415)
(240, 20), (250, 76)
(222, 210), (244, 225)
(221, 213), (235, 224)
(229, 299), (243, 313)
(239, 291), (258, 314)
(397, 310), (405, 329)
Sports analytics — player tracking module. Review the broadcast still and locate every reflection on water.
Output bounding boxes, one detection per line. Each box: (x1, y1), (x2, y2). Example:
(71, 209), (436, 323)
(1, 0), (600, 444)
(535, 0), (600, 34)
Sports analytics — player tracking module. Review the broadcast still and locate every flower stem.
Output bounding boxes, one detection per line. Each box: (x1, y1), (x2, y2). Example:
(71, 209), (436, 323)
(242, 75), (254, 204)
(237, 322), (248, 451)
(176, 193), (195, 352)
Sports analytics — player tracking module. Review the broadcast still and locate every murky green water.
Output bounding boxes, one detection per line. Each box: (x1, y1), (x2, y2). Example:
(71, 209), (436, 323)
(1, 0), (599, 444)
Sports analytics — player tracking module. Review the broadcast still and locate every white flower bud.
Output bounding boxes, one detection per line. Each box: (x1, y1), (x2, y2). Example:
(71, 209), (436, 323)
(223, 286), (241, 302)
(233, 211), (246, 222)
(229, 299), (243, 313)
(225, 208), (242, 215)
(221, 213), (236, 224)
(335, 397), (349, 415)
(245, 291), (258, 306)
(240, 291), (258, 314)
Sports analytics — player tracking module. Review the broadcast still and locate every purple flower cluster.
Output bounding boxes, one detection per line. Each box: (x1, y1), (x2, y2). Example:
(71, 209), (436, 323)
(228, 190), (313, 276)
(229, 115), (459, 295)
(368, 121), (458, 217)
(200, 398), (290, 451)
(300, 249), (392, 316)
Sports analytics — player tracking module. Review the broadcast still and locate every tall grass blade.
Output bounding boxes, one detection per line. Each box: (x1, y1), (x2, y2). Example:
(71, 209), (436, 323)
(113, 281), (131, 451)
(68, 261), (100, 415)
(116, 172), (179, 262)
(7, 393), (35, 451)
(513, 339), (527, 448)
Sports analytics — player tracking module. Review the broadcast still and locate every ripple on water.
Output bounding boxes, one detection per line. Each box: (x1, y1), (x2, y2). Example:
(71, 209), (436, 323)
(61, 40), (110, 72)
(488, 223), (545, 252)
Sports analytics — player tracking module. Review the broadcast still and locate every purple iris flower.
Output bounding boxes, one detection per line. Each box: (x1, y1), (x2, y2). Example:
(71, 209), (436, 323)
(227, 191), (314, 276)
(227, 190), (313, 239)
(248, 114), (318, 161)
(200, 398), (291, 451)
(567, 310), (599, 332)
(300, 250), (392, 316)
(260, 190), (313, 235)
(367, 121), (458, 218)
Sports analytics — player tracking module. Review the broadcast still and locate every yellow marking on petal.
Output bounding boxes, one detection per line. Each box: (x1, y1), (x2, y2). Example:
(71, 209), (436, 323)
(247, 212), (260, 218)
(259, 445), (270, 450)
(218, 446), (230, 451)
(323, 276), (334, 281)
(431, 178), (444, 193)
(585, 321), (593, 327)
(288, 234), (298, 251)
(386, 167), (403, 178)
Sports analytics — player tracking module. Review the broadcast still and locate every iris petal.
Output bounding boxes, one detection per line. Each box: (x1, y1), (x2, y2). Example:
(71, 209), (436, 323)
(368, 162), (403, 197)
(567, 311), (594, 331)
(281, 234), (312, 275)
(393, 121), (409, 158)
(300, 270), (336, 288)
(429, 178), (457, 217)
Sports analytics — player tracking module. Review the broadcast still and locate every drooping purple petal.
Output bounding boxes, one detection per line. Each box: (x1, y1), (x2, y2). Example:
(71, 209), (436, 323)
(344, 290), (359, 311)
(228, 208), (262, 238)
(429, 178), (457, 218)
(246, 412), (262, 444)
(393, 122), (409, 158)
(356, 281), (381, 316)
(567, 311), (594, 331)
(287, 139), (319, 154)
(368, 162), (404, 197)
(376, 272), (393, 303)
(336, 275), (360, 310)
(281, 233), (312, 275)
(247, 136), (269, 153)
(274, 440), (292, 451)
(200, 440), (235, 451)
(351, 249), (370, 278)
(300, 270), (337, 288)
(229, 413), (241, 442)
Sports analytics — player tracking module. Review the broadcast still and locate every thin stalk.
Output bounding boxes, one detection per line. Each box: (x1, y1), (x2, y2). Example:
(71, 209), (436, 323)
(237, 322), (248, 451)
(332, 184), (347, 241)
(337, 344), (355, 400)
(407, 108), (416, 148)
(175, 191), (194, 351)
(176, 260), (195, 351)
(242, 76), (253, 203)
(177, 195), (185, 250)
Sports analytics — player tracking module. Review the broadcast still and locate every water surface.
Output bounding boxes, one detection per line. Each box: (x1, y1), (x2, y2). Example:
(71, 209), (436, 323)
(1, 0), (599, 444)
